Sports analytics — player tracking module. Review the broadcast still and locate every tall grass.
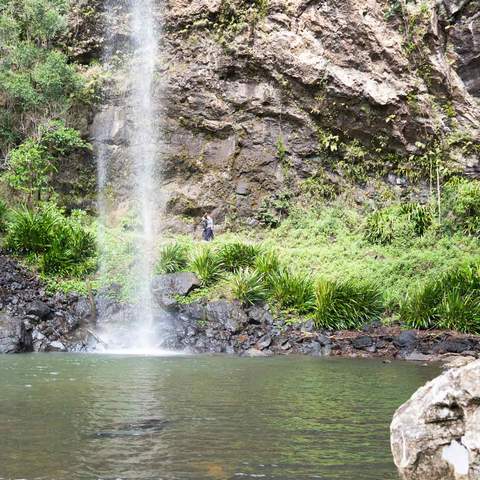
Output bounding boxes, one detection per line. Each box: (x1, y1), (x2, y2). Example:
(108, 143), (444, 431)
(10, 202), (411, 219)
(189, 248), (224, 286)
(5, 204), (95, 275)
(268, 268), (315, 313)
(401, 263), (480, 333)
(314, 278), (384, 330)
(156, 243), (189, 274)
(230, 268), (268, 305)
(217, 242), (261, 272)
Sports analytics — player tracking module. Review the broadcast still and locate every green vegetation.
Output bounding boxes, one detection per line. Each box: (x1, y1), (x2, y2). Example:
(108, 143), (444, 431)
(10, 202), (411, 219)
(5, 203), (95, 275)
(401, 263), (480, 333)
(314, 279), (383, 330)
(230, 267), (268, 305)
(156, 242), (189, 274)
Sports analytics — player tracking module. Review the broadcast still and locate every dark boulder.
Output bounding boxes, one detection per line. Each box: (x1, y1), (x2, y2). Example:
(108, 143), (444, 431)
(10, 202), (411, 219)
(433, 338), (472, 354)
(0, 314), (32, 353)
(205, 301), (249, 334)
(394, 330), (418, 351)
(352, 335), (374, 350)
(152, 272), (200, 308)
(26, 300), (51, 320)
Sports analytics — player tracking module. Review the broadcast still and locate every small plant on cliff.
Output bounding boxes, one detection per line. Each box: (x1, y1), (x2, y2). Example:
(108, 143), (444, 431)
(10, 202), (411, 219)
(268, 268), (315, 314)
(189, 248), (224, 286)
(314, 279), (384, 330)
(230, 267), (268, 305)
(217, 241), (261, 273)
(156, 243), (189, 274)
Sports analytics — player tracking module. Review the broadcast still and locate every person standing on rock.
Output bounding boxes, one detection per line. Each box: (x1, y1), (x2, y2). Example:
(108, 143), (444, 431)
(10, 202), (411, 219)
(201, 213), (214, 242)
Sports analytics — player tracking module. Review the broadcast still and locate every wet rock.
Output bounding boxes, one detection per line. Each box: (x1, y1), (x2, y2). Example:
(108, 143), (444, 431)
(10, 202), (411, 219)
(205, 301), (248, 334)
(256, 334), (272, 350)
(46, 341), (67, 352)
(243, 347), (269, 357)
(352, 335), (374, 350)
(434, 338), (472, 354)
(391, 359), (480, 479)
(152, 272), (200, 308)
(394, 331), (418, 351)
(26, 300), (51, 320)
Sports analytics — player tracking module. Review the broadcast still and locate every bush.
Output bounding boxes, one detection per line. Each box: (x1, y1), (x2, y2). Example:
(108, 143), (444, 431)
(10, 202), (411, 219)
(442, 178), (480, 236)
(314, 278), (384, 330)
(254, 249), (280, 277)
(189, 248), (224, 286)
(0, 199), (8, 231)
(156, 243), (189, 274)
(5, 203), (95, 275)
(230, 268), (268, 305)
(401, 263), (480, 333)
(217, 242), (261, 273)
(364, 203), (431, 245)
(268, 268), (315, 313)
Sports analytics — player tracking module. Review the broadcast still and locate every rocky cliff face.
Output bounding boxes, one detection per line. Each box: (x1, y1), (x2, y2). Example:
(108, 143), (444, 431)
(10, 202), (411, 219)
(391, 358), (480, 480)
(78, 0), (480, 227)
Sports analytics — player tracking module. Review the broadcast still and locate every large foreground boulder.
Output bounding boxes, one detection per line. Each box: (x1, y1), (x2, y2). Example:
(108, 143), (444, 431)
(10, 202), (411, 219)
(391, 359), (480, 479)
(152, 272), (201, 307)
(0, 313), (32, 353)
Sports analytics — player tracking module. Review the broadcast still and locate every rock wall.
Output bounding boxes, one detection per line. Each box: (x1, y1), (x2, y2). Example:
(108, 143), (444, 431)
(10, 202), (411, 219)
(80, 0), (480, 228)
(391, 358), (480, 480)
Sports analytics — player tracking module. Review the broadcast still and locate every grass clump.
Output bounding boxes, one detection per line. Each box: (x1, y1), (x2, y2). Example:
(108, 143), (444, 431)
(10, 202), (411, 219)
(5, 203), (95, 275)
(314, 279), (384, 330)
(217, 241), (261, 272)
(442, 178), (480, 236)
(189, 248), (224, 286)
(401, 262), (480, 333)
(230, 267), (268, 305)
(156, 242), (189, 274)
(364, 203), (431, 245)
(268, 268), (315, 313)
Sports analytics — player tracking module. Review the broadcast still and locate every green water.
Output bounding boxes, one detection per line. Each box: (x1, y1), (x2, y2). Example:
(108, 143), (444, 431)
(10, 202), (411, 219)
(0, 354), (438, 480)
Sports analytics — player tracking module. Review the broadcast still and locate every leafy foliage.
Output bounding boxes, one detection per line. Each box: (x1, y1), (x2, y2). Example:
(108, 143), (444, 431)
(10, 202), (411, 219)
(401, 263), (480, 333)
(257, 192), (291, 228)
(364, 203), (432, 245)
(217, 241), (261, 273)
(5, 203), (95, 275)
(268, 268), (315, 313)
(314, 279), (384, 330)
(3, 120), (89, 202)
(156, 243), (189, 274)
(189, 248), (224, 286)
(442, 178), (480, 236)
(230, 267), (268, 305)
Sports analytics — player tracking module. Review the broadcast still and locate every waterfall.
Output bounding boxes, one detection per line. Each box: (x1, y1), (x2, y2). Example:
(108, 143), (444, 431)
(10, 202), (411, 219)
(93, 0), (169, 354)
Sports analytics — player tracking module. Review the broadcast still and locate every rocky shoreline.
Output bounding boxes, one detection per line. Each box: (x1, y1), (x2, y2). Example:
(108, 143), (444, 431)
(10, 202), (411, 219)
(1, 260), (480, 362)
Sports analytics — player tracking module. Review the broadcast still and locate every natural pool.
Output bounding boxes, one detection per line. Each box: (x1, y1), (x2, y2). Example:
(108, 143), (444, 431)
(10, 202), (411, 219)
(0, 354), (439, 480)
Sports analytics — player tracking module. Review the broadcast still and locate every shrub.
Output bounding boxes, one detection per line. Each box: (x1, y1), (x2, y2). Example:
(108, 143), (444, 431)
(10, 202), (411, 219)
(230, 268), (268, 305)
(401, 263), (480, 333)
(0, 199), (8, 231)
(5, 203), (95, 275)
(364, 203), (431, 245)
(268, 268), (315, 313)
(189, 248), (223, 286)
(217, 241), (261, 273)
(314, 279), (384, 330)
(442, 178), (480, 236)
(254, 249), (280, 277)
(156, 243), (189, 274)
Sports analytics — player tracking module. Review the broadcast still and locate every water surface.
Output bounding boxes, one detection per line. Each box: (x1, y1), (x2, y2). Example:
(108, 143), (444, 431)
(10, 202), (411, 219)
(0, 354), (439, 480)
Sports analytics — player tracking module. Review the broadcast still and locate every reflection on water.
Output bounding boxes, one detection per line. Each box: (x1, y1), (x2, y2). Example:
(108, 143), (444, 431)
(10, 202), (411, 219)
(0, 354), (439, 480)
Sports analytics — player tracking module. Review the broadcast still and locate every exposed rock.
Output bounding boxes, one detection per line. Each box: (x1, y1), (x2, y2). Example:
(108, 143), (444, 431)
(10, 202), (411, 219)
(352, 335), (374, 350)
(394, 330), (418, 351)
(391, 359), (480, 479)
(205, 300), (249, 333)
(89, 0), (480, 229)
(151, 272), (201, 307)
(26, 300), (52, 321)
